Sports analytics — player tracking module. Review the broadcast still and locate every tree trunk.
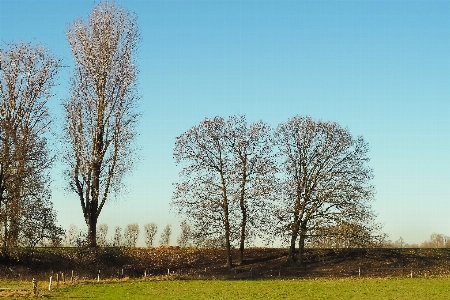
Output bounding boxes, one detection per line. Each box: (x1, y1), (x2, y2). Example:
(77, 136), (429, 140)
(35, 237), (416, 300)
(225, 238), (232, 268)
(238, 159), (247, 265)
(288, 218), (300, 262)
(239, 230), (245, 264)
(224, 222), (232, 268)
(289, 233), (297, 262)
(239, 203), (246, 265)
(224, 202), (232, 268)
(2, 219), (8, 257)
(0, 189), (6, 257)
(239, 227), (245, 265)
(87, 161), (101, 248)
(298, 223), (307, 265)
(9, 215), (19, 249)
(87, 216), (97, 247)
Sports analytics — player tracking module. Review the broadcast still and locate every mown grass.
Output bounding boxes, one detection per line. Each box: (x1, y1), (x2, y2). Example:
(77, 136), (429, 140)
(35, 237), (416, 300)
(1, 277), (450, 299)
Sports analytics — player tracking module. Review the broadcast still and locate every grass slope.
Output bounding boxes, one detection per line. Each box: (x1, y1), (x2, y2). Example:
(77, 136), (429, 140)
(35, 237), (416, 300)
(2, 247), (450, 280)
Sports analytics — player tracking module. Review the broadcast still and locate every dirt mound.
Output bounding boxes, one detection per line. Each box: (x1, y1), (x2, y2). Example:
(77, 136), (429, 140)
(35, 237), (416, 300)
(2, 247), (450, 280)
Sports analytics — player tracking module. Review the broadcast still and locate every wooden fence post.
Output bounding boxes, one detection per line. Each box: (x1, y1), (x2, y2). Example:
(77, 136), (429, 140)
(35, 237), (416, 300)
(32, 278), (38, 296)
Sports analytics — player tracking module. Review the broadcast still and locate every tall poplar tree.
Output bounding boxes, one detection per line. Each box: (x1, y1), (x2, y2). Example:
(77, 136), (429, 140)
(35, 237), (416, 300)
(64, 2), (139, 247)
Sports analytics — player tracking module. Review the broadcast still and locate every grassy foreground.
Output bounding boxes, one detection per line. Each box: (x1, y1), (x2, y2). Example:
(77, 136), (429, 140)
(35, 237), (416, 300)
(1, 277), (450, 299)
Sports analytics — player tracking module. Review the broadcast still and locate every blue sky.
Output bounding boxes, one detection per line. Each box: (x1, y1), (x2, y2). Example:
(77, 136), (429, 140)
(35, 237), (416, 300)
(1, 0), (449, 246)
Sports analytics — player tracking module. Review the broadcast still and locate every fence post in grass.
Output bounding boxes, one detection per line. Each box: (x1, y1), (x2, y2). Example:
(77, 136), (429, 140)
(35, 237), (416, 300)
(62, 272), (65, 284)
(98, 270), (100, 282)
(71, 270), (74, 283)
(32, 278), (38, 296)
(359, 267), (361, 278)
(410, 270), (413, 278)
(167, 269), (170, 276)
(56, 273), (59, 288)
(48, 276), (52, 291)
(121, 268), (124, 279)
(144, 269), (147, 277)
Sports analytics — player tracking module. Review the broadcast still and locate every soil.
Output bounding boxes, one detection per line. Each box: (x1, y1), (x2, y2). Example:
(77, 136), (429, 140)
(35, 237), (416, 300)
(1, 247), (450, 281)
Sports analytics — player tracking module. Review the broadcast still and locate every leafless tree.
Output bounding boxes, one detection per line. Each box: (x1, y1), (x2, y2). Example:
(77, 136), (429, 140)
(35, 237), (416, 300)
(226, 115), (277, 264)
(393, 237), (406, 248)
(0, 42), (61, 255)
(274, 116), (375, 264)
(97, 224), (108, 247)
(421, 233), (449, 248)
(173, 117), (236, 267)
(20, 196), (65, 250)
(64, 2), (140, 247)
(143, 223), (157, 248)
(159, 224), (171, 246)
(308, 220), (385, 249)
(124, 223), (139, 247)
(113, 226), (123, 247)
(65, 224), (79, 247)
(177, 221), (191, 248)
(173, 115), (276, 266)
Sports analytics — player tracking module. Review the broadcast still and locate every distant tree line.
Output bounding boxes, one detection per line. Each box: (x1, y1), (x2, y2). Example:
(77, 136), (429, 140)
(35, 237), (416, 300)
(60, 222), (450, 252)
(385, 234), (450, 249)
(62, 222), (191, 248)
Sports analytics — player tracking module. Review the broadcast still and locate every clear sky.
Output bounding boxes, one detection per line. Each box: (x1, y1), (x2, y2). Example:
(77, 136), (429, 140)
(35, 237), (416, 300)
(1, 0), (449, 246)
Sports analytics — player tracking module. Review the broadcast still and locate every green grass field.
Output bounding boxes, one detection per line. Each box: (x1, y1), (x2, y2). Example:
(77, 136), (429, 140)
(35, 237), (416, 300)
(1, 278), (450, 299)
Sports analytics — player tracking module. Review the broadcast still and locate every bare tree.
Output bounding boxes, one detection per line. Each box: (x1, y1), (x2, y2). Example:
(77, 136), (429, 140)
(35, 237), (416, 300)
(65, 224), (79, 247)
(0, 42), (61, 255)
(177, 221), (191, 248)
(143, 223), (157, 248)
(393, 237), (406, 248)
(97, 224), (108, 247)
(308, 220), (385, 249)
(173, 117), (236, 267)
(274, 116), (375, 264)
(20, 196), (65, 250)
(226, 115), (277, 264)
(124, 223), (139, 247)
(64, 2), (140, 247)
(113, 226), (123, 247)
(173, 115), (276, 266)
(159, 224), (171, 246)
(421, 233), (449, 248)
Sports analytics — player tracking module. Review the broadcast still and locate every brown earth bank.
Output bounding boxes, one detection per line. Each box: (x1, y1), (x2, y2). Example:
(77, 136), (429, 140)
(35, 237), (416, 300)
(0, 247), (450, 281)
